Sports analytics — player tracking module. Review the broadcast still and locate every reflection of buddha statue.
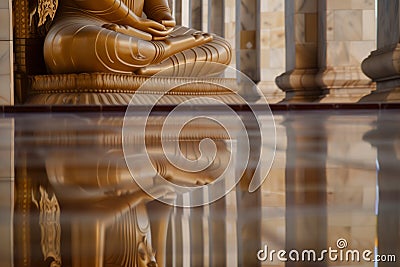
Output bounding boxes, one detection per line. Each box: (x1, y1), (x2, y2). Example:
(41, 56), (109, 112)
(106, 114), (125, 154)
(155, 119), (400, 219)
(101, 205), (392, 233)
(44, 0), (232, 76)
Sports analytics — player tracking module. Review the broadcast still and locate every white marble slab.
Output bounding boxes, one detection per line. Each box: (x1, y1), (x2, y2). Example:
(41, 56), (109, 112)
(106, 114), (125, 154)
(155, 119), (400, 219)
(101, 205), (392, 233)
(0, 0), (11, 40)
(0, 41), (13, 105)
(0, 8), (11, 41)
(0, 0), (10, 8)
(0, 0), (13, 105)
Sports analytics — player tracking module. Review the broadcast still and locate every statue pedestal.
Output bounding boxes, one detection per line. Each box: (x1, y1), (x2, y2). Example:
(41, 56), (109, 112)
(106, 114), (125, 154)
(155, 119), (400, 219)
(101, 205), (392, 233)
(27, 73), (253, 105)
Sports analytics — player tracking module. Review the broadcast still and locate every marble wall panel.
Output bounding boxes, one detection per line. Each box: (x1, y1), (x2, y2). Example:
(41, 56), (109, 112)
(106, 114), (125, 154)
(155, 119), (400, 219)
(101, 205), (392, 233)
(0, 41), (13, 105)
(0, 0), (12, 105)
(0, 8), (11, 41)
(258, 0), (285, 103)
(335, 10), (363, 41)
(319, 0), (376, 102)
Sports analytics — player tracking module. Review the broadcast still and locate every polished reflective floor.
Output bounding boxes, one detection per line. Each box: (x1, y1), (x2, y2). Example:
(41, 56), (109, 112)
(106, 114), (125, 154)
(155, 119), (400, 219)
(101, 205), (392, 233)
(1, 109), (399, 267)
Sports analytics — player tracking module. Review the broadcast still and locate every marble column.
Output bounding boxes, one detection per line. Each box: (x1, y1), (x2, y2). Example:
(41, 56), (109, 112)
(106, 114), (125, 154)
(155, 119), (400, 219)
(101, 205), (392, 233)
(362, 0), (400, 101)
(284, 115), (328, 267)
(276, 0), (321, 102)
(318, 0), (376, 103)
(236, 0), (260, 82)
(257, 0), (286, 103)
(277, 0), (376, 102)
(0, 118), (14, 267)
(0, 0), (13, 105)
(208, 0), (224, 36)
(191, 0), (202, 30)
(225, 0), (237, 68)
(364, 112), (400, 266)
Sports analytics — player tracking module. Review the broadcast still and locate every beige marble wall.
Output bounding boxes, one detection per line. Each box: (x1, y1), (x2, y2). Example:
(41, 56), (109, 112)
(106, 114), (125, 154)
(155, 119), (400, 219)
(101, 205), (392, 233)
(0, 0), (13, 105)
(319, 0), (376, 102)
(276, 0), (376, 102)
(258, 0), (286, 103)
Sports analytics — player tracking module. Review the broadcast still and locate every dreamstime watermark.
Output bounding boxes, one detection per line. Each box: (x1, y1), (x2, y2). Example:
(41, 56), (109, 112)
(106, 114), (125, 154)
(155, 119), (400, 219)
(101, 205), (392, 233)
(257, 238), (397, 263)
(122, 62), (276, 208)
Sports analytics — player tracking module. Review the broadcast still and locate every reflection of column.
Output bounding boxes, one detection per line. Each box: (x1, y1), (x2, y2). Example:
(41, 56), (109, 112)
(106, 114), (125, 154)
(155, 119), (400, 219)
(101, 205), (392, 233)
(276, 0), (321, 102)
(236, 117), (262, 267)
(0, 118), (14, 267)
(318, 0), (376, 102)
(325, 114), (377, 255)
(257, 0), (286, 103)
(284, 116), (328, 267)
(0, 0), (13, 105)
(362, 0), (400, 101)
(364, 114), (400, 266)
(237, 173), (261, 267)
(209, 196), (227, 266)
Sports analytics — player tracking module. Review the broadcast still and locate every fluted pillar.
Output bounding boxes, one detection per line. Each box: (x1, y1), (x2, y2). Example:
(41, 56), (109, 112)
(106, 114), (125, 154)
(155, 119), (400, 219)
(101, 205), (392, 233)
(362, 0), (400, 101)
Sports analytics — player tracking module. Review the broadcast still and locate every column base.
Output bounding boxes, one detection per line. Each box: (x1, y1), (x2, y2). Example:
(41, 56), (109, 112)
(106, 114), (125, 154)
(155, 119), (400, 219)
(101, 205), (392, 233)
(361, 44), (400, 102)
(275, 69), (324, 102)
(276, 67), (375, 103)
(317, 67), (376, 103)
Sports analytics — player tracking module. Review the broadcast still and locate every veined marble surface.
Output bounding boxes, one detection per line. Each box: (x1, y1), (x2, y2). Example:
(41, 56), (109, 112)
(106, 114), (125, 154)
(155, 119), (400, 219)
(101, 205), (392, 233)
(0, 0), (12, 105)
(1, 108), (399, 266)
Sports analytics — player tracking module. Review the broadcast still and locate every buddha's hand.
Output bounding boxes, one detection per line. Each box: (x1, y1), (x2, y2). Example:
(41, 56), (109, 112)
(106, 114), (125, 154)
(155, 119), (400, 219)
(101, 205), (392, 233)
(158, 32), (213, 62)
(143, 0), (176, 29)
(133, 17), (175, 41)
(102, 24), (153, 41)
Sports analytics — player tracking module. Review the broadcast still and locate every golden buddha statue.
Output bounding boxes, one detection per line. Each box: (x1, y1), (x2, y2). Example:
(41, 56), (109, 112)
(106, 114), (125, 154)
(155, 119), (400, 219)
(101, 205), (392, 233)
(44, 0), (232, 76)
